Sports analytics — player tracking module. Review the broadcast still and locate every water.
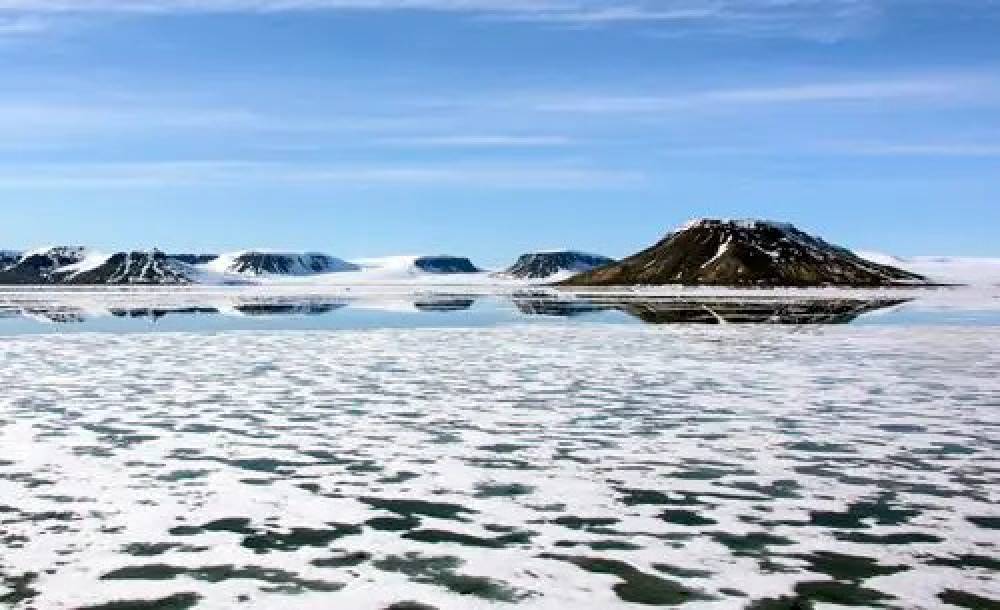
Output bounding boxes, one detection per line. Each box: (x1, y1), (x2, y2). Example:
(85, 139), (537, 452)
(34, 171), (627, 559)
(1, 287), (997, 334)
(1, 288), (998, 609)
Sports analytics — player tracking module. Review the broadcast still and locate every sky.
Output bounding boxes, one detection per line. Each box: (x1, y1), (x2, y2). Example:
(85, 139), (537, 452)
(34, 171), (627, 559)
(1, 0), (999, 265)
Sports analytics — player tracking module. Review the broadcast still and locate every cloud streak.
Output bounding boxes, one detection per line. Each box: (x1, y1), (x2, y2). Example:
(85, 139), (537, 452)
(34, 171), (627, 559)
(376, 134), (573, 148)
(0, 0), (957, 40)
(0, 160), (642, 189)
(531, 76), (991, 113)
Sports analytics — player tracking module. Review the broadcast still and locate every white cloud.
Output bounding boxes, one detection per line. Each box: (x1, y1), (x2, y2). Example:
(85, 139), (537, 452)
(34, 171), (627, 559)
(825, 141), (1000, 157)
(0, 101), (462, 137)
(0, 160), (642, 189)
(0, 0), (967, 40)
(658, 140), (1000, 159)
(376, 134), (573, 148)
(531, 76), (992, 113)
(0, 14), (46, 33)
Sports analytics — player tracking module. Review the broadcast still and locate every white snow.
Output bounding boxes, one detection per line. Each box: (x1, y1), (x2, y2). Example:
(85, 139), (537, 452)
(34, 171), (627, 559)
(857, 251), (1000, 285)
(251, 255), (504, 286)
(678, 218), (796, 232)
(0, 324), (997, 608)
(54, 250), (113, 277)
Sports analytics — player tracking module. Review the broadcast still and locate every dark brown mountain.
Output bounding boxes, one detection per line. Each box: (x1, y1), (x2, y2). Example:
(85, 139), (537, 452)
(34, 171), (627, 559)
(561, 219), (926, 287)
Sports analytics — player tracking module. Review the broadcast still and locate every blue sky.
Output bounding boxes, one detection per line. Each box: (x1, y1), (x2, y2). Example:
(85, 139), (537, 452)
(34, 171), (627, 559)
(1, 0), (998, 264)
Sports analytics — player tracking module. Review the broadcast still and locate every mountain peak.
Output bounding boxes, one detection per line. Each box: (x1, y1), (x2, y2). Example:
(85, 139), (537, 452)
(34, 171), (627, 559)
(563, 220), (926, 287)
(678, 218), (796, 232)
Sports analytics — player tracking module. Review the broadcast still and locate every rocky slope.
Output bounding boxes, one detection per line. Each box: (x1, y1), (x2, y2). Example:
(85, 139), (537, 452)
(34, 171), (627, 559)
(562, 219), (926, 287)
(504, 251), (615, 280)
(0, 250), (21, 271)
(65, 250), (195, 285)
(0, 247), (90, 284)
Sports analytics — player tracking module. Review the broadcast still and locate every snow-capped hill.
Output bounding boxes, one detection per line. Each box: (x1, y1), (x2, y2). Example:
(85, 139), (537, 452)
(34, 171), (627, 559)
(62, 250), (195, 285)
(207, 251), (360, 276)
(563, 219), (926, 287)
(504, 250), (615, 280)
(0, 246), (91, 284)
(857, 252), (1000, 285)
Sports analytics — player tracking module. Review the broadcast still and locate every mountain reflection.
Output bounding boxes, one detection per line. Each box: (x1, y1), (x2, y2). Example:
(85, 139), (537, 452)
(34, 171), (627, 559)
(513, 297), (909, 325)
(0, 294), (908, 327)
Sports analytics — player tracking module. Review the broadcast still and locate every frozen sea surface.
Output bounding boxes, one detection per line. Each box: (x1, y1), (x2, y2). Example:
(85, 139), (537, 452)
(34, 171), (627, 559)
(1, 323), (998, 609)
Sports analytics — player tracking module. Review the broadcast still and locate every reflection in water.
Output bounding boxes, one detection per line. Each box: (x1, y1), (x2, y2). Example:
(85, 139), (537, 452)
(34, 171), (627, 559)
(513, 299), (613, 317)
(0, 293), (910, 329)
(621, 298), (911, 325)
(233, 303), (347, 316)
(512, 296), (909, 325)
(110, 307), (220, 319)
(413, 298), (476, 312)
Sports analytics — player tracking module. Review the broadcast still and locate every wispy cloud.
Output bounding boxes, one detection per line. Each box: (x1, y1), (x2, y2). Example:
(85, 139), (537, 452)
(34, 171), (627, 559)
(376, 134), (573, 148)
(825, 141), (1000, 157)
(659, 140), (1000, 159)
(0, 101), (463, 138)
(0, 0), (967, 40)
(0, 13), (46, 34)
(531, 76), (991, 113)
(0, 160), (641, 189)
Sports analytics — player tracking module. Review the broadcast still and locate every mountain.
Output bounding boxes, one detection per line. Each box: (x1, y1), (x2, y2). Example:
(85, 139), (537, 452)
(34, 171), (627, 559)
(0, 250), (21, 271)
(561, 219), (926, 287)
(413, 256), (480, 274)
(63, 250), (195, 285)
(0, 247), (90, 284)
(504, 250), (615, 280)
(207, 251), (360, 276)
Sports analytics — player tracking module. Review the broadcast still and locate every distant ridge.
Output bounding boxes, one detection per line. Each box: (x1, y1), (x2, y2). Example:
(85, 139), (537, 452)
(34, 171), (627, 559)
(413, 256), (480, 274)
(209, 251), (360, 276)
(0, 250), (21, 272)
(65, 250), (194, 285)
(0, 247), (90, 284)
(561, 219), (926, 287)
(503, 250), (615, 280)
